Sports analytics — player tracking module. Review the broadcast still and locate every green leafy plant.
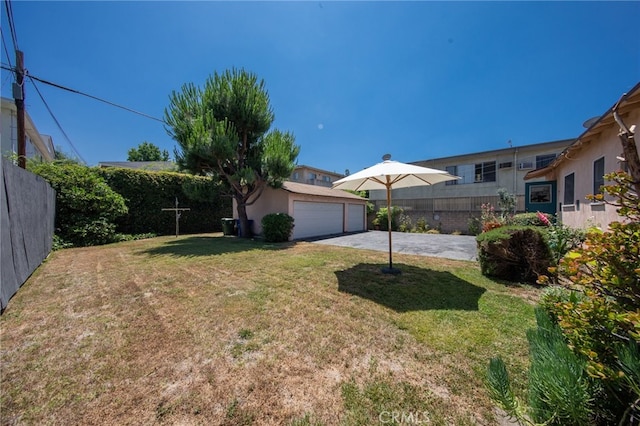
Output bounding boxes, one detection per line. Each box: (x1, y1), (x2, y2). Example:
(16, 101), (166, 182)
(165, 68), (300, 237)
(476, 226), (552, 283)
(127, 141), (170, 161)
(415, 217), (429, 233)
(497, 187), (517, 221)
(30, 162), (128, 247)
(398, 213), (413, 233)
(375, 206), (403, 231)
(487, 308), (598, 426)
(98, 168), (230, 235)
(261, 213), (294, 242)
(510, 212), (553, 227)
(468, 216), (482, 236)
(534, 170), (640, 424)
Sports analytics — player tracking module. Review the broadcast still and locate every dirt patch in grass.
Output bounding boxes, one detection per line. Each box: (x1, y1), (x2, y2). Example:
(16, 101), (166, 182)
(1, 234), (539, 425)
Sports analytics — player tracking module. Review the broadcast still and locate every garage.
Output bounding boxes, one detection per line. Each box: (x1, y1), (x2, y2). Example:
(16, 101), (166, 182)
(293, 201), (343, 239)
(234, 181), (368, 240)
(347, 203), (365, 232)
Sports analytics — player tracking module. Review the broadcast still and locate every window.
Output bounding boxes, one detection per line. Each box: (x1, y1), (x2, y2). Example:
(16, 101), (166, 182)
(536, 154), (556, 169)
(308, 172), (316, 180)
(593, 157), (605, 195)
(292, 172), (299, 180)
(529, 184), (551, 204)
(445, 166), (457, 185)
(564, 173), (575, 205)
(518, 161), (534, 170)
(323, 175), (331, 182)
(474, 161), (496, 183)
(499, 161), (513, 169)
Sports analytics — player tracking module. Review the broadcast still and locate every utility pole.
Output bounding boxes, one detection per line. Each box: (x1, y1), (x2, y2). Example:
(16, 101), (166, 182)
(14, 50), (26, 169)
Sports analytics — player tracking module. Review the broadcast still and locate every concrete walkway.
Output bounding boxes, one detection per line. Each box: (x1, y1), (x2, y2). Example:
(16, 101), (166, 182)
(310, 231), (478, 262)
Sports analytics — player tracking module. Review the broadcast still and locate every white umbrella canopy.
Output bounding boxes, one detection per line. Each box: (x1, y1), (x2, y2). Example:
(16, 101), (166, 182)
(333, 154), (460, 274)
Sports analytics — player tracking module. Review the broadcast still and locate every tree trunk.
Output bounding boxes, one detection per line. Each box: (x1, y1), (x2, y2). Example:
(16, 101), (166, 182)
(613, 101), (640, 195)
(618, 130), (640, 196)
(235, 199), (251, 238)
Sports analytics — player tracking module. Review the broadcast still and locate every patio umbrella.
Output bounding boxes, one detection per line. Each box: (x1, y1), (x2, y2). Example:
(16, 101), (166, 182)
(332, 154), (460, 274)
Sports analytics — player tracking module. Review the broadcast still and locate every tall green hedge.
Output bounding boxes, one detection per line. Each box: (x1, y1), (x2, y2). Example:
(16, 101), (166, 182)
(30, 162), (128, 246)
(98, 168), (231, 235)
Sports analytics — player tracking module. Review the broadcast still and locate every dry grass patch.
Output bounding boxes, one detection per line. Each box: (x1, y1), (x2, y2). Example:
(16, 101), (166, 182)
(1, 234), (540, 425)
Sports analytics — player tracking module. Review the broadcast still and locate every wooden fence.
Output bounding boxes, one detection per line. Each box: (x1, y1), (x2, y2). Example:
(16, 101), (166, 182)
(1, 158), (55, 311)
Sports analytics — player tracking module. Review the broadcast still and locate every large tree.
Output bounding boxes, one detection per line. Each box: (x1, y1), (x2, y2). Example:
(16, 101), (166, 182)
(127, 141), (170, 162)
(164, 68), (300, 237)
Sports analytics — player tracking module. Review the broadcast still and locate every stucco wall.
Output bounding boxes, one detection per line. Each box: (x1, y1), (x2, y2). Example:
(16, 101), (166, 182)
(236, 186), (290, 235)
(555, 108), (640, 229)
(233, 186), (367, 238)
(369, 140), (571, 202)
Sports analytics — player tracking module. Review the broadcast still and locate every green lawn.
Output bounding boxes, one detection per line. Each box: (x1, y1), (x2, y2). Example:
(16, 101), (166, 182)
(0, 234), (539, 425)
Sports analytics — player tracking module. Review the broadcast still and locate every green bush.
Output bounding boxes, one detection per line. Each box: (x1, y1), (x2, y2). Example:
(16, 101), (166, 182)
(30, 162), (128, 246)
(487, 308), (600, 425)
(415, 217), (429, 233)
(544, 222), (586, 264)
(375, 206), (402, 231)
(261, 213), (294, 242)
(476, 226), (552, 283)
(468, 216), (482, 236)
(398, 213), (413, 232)
(511, 212), (553, 227)
(98, 168), (231, 235)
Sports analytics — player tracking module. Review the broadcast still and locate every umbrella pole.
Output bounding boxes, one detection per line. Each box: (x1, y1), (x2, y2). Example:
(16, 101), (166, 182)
(382, 183), (400, 275)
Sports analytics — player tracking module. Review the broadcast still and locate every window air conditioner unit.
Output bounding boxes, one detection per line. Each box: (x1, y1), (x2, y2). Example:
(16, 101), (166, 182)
(518, 162), (533, 170)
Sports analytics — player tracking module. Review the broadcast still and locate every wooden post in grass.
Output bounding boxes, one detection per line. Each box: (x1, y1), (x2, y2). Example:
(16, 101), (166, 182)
(161, 197), (190, 237)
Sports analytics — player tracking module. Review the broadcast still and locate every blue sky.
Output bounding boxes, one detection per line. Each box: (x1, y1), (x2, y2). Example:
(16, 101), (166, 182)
(2, 1), (639, 175)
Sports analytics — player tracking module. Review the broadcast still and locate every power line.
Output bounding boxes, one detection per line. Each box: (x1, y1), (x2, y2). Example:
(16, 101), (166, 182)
(0, 64), (166, 123)
(1, 27), (13, 70)
(3, 0), (19, 51)
(29, 73), (167, 123)
(28, 76), (87, 164)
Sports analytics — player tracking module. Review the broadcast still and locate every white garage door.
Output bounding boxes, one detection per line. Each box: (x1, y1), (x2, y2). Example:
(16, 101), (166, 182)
(347, 204), (365, 232)
(293, 201), (343, 239)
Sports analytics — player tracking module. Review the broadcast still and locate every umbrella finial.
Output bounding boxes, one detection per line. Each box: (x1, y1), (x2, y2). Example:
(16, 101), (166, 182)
(382, 154), (391, 161)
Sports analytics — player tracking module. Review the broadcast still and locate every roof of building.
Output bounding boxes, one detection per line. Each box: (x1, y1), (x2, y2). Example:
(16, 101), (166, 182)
(282, 181), (367, 200)
(413, 138), (575, 166)
(525, 81), (640, 180)
(294, 164), (345, 178)
(98, 161), (178, 171)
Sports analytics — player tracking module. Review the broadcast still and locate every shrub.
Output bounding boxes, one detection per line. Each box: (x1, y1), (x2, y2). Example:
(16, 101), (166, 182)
(487, 308), (600, 425)
(398, 213), (413, 233)
(468, 216), (482, 236)
(375, 206), (402, 231)
(543, 222), (586, 264)
(98, 168), (231, 235)
(476, 226), (552, 283)
(261, 213), (294, 242)
(30, 162), (128, 247)
(511, 212), (553, 227)
(497, 188), (517, 221)
(415, 217), (429, 233)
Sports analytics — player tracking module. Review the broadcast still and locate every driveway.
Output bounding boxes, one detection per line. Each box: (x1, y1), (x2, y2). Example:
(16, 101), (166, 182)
(310, 231), (478, 262)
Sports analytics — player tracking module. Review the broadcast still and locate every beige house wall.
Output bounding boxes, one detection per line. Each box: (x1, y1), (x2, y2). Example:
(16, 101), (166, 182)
(235, 186), (290, 235)
(233, 186), (367, 237)
(289, 165), (344, 187)
(1, 97), (55, 162)
(551, 108), (640, 230)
